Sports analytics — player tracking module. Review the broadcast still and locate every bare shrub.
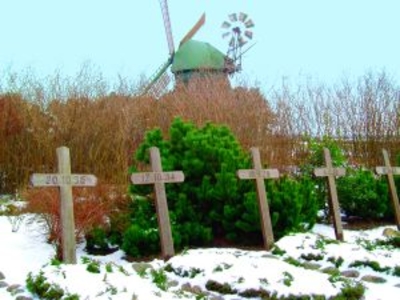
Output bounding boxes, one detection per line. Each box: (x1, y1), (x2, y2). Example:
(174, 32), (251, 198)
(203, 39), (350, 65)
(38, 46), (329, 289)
(1, 67), (399, 193)
(146, 77), (277, 163)
(23, 183), (127, 259)
(0, 94), (24, 137)
(268, 71), (400, 167)
(0, 93), (55, 193)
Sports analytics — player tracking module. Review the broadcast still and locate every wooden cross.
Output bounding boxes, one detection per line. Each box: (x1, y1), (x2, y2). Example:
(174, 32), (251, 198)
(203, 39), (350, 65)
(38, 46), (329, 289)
(237, 147), (279, 250)
(30, 146), (97, 264)
(313, 147), (346, 241)
(376, 149), (400, 230)
(130, 147), (184, 259)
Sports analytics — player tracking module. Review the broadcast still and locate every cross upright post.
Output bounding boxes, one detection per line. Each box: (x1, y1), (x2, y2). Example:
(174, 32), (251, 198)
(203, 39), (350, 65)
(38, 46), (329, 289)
(30, 146), (97, 264)
(237, 147), (279, 250)
(376, 149), (400, 230)
(130, 147), (184, 259)
(314, 148), (346, 241)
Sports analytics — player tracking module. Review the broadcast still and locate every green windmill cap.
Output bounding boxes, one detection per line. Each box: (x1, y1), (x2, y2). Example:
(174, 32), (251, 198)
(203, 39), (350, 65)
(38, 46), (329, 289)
(171, 40), (226, 73)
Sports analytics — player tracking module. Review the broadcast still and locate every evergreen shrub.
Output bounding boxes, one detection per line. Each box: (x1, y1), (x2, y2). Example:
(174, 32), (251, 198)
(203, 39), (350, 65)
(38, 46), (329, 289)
(269, 175), (319, 238)
(300, 136), (347, 211)
(126, 118), (250, 256)
(337, 168), (391, 220)
(300, 136), (393, 221)
(395, 151), (400, 199)
(125, 118), (319, 257)
(225, 175), (318, 242)
(26, 271), (65, 300)
(85, 227), (111, 254)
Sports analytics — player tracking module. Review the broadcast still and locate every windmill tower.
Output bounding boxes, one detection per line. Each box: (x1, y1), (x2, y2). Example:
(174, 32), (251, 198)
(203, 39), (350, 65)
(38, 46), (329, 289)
(140, 0), (253, 98)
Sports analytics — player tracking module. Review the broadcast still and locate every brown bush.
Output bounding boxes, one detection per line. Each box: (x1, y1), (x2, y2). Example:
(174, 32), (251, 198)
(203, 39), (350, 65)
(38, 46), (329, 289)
(22, 183), (128, 259)
(0, 94), (24, 137)
(0, 68), (399, 193)
(162, 80), (276, 144)
(268, 71), (400, 167)
(0, 93), (55, 193)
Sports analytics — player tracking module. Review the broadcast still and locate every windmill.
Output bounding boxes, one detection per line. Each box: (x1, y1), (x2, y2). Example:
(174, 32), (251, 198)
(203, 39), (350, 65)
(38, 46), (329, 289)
(140, 0), (246, 98)
(222, 12), (255, 73)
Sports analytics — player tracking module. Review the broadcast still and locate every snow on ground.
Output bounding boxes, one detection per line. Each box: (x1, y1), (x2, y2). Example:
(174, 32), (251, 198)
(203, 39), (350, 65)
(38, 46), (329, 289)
(0, 214), (400, 299)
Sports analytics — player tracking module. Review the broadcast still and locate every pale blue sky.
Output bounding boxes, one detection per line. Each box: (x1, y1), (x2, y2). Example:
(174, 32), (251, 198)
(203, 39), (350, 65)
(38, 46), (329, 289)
(1, 0), (399, 90)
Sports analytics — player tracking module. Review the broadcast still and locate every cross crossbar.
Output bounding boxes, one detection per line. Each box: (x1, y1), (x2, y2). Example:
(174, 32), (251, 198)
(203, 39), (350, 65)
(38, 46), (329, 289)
(131, 171), (184, 185)
(237, 169), (279, 180)
(30, 174), (97, 187)
(376, 167), (400, 176)
(314, 168), (346, 177)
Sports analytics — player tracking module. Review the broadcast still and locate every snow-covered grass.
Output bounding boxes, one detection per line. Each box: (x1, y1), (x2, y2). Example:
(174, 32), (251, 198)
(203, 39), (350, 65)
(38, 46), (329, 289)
(0, 212), (400, 299)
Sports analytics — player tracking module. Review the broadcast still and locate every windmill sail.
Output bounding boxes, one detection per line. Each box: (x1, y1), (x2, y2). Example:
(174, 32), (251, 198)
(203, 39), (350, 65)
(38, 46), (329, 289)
(179, 13), (206, 47)
(139, 57), (173, 97)
(147, 71), (172, 98)
(137, 1), (206, 97)
(159, 0), (175, 56)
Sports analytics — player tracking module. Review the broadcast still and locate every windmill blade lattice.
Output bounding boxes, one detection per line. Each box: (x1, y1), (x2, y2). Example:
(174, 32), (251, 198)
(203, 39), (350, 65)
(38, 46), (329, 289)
(137, 0), (209, 97)
(221, 12), (255, 73)
(147, 71), (172, 99)
(222, 12), (254, 48)
(159, 0), (175, 56)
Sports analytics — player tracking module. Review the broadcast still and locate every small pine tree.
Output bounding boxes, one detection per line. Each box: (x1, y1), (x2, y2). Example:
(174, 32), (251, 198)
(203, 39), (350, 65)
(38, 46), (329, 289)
(300, 135), (348, 211)
(126, 118), (251, 255)
(337, 168), (391, 220)
(125, 118), (320, 257)
(226, 175), (319, 242)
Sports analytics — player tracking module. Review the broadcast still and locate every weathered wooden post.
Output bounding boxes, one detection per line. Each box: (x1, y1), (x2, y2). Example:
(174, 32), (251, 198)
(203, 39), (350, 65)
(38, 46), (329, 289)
(376, 149), (400, 230)
(130, 147), (184, 259)
(30, 146), (97, 264)
(314, 147), (346, 241)
(237, 147), (279, 250)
